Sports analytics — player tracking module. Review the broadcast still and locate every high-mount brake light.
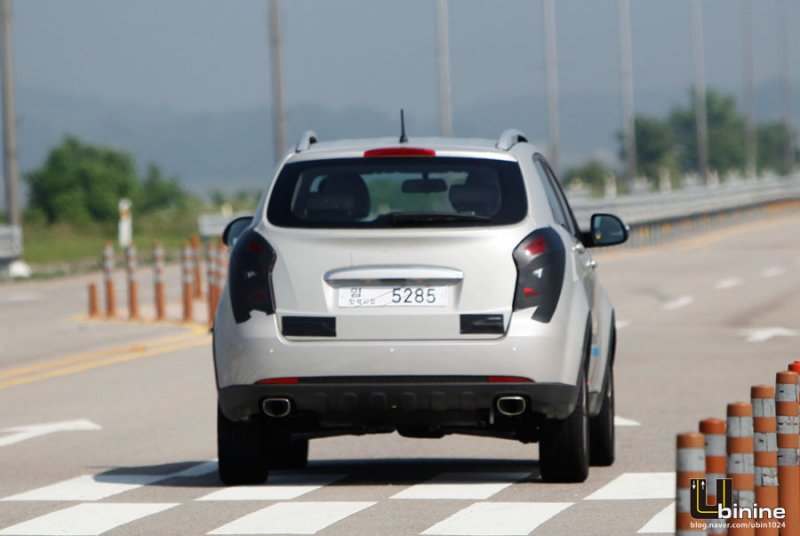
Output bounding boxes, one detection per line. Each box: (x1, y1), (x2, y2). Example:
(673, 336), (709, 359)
(512, 227), (566, 323)
(363, 147), (436, 158)
(228, 229), (277, 323)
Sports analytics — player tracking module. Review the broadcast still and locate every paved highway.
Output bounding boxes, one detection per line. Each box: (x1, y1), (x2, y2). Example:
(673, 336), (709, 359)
(1, 214), (800, 535)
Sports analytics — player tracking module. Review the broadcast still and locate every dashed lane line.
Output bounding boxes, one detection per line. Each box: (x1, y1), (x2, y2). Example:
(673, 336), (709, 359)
(661, 295), (694, 311)
(585, 472), (674, 501)
(0, 503), (178, 536)
(638, 502), (675, 534)
(761, 266), (786, 278)
(208, 502), (376, 535)
(197, 474), (347, 501)
(714, 277), (744, 290)
(422, 502), (574, 536)
(391, 472), (530, 500)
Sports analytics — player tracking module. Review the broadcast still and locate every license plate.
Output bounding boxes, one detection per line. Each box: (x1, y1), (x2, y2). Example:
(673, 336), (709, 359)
(338, 286), (448, 308)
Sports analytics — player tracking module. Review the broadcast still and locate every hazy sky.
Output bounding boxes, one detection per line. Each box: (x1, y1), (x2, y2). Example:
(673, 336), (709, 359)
(13, 0), (798, 118)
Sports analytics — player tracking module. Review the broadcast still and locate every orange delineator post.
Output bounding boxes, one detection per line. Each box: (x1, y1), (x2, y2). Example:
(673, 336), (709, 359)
(677, 431), (707, 535)
(727, 402), (755, 536)
(775, 371), (800, 536)
(125, 244), (139, 320)
(700, 418), (727, 535)
(87, 282), (99, 318)
(191, 234), (203, 299)
(152, 243), (166, 321)
(207, 243), (218, 327)
(181, 244), (194, 323)
(751, 385), (779, 536)
(102, 243), (115, 317)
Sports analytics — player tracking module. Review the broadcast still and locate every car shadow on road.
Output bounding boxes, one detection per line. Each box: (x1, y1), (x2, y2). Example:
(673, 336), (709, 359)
(86, 458), (542, 488)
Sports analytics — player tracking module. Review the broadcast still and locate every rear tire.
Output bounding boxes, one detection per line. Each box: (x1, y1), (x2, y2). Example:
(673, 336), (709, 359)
(270, 438), (309, 470)
(539, 372), (590, 483)
(589, 365), (615, 466)
(217, 406), (270, 486)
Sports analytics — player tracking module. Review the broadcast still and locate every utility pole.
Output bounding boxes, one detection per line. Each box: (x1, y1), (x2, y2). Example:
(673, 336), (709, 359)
(0, 0), (19, 226)
(435, 0), (453, 137)
(778, 0), (795, 174)
(743, 0), (757, 179)
(618, 0), (637, 181)
(691, 0), (710, 183)
(543, 0), (560, 171)
(268, 0), (287, 164)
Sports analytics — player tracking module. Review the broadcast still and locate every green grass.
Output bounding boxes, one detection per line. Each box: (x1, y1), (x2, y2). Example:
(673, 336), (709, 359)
(22, 208), (204, 270)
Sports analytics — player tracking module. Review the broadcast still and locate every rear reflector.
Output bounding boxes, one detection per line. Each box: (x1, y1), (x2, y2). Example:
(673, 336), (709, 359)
(363, 147), (436, 158)
(488, 376), (534, 383)
(256, 377), (299, 385)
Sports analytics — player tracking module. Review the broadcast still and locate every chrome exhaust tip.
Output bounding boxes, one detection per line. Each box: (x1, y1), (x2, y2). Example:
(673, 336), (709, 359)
(496, 396), (527, 417)
(262, 398), (291, 418)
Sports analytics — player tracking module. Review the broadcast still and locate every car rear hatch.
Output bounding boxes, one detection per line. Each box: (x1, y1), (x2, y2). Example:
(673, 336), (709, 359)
(262, 151), (530, 341)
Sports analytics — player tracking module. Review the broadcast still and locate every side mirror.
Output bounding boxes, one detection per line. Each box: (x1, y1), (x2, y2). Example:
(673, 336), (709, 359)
(587, 213), (628, 247)
(221, 215), (254, 247)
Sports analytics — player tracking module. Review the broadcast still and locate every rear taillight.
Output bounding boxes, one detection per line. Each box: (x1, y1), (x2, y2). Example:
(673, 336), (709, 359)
(512, 227), (565, 323)
(228, 229), (277, 323)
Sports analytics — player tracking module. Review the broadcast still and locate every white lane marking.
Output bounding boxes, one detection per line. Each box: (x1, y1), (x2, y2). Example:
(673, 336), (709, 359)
(585, 472), (674, 500)
(2, 474), (167, 502)
(742, 327), (800, 343)
(0, 419), (101, 448)
(169, 460), (218, 478)
(714, 277), (743, 290)
(197, 473), (346, 501)
(638, 502), (675, 533)
(614, 416), (640, 427)
(422, 502), (573, 536)
(616, 320), (631, 330)
(662, 295), (694, 311)
(761, 266), (786, 278)
(208, 501), (375, 535)
(0, 503), (178, 536)
(391, 472), (530, 500)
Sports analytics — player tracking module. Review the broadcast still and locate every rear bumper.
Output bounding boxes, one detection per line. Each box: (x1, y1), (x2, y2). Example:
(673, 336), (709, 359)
(218, 378), (578, 424)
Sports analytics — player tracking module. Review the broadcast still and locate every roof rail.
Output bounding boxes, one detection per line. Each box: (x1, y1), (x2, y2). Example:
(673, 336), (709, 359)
(496, 129), (528, 151)
(295, 130), (318, 152)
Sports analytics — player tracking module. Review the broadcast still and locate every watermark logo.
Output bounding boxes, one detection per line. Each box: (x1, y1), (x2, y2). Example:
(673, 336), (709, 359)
(690, 478), (786, 521)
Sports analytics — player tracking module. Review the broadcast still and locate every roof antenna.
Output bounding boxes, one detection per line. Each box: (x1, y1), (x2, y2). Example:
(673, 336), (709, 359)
(399, 109), (408, 143)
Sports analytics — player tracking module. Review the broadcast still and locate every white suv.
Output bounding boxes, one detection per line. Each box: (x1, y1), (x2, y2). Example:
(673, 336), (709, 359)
(213, 129), (628, 485)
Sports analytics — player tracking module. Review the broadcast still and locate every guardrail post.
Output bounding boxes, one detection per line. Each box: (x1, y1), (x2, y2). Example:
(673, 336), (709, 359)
(152, 243), (165, 321)
(727, 402), (755, 536)
(775, 371), (800, 535)
(751, 386), (778, 536)
(102, 243), (115, 318)
(125, 244), (139, 320)
(181, 244), (194, 323)
(677, 431), (707, 535)
(191, 233), (203, 299)
(87, 282), (99, 318)
(700, 418), (727, 535)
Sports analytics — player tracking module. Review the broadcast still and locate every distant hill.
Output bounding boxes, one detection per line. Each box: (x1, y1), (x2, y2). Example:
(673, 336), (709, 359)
(13, 80), (796, 200)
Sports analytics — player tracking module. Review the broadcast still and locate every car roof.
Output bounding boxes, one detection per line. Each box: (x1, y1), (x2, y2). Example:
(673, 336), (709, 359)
(285, 135), (541, 163)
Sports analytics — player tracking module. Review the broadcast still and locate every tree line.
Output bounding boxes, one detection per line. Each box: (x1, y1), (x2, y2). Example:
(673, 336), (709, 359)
(567, 88), (798, 195)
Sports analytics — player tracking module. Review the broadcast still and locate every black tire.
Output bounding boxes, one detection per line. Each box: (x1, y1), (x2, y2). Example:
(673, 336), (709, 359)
(269, 438), (310, 470)
(217, 406), (270, 486)
(589, 364), (615, 466)
(539, 371), (590, 483)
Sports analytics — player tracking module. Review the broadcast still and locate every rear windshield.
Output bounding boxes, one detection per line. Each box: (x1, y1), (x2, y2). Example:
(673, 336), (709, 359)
(267, 157), (527, 228)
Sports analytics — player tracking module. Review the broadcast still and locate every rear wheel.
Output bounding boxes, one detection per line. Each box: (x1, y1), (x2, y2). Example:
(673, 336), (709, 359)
(539, 372), (590, 483)
(589, 364), (615, 466)
(269, 438), (309, 470)
(217, 406), (270, 486)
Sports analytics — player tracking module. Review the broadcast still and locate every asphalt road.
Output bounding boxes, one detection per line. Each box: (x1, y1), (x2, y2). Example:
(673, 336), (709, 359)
(2, 213), (800, 535)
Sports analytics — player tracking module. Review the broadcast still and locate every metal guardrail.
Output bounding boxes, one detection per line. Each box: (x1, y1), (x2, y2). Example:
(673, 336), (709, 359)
(567, 173), (800, 247)
(0, 224), (22, 260)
